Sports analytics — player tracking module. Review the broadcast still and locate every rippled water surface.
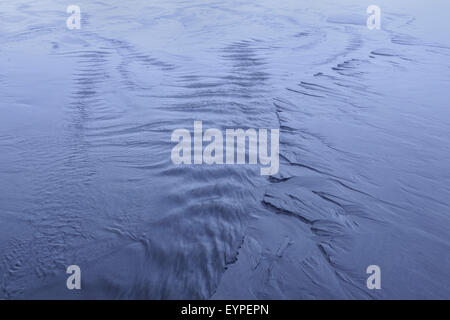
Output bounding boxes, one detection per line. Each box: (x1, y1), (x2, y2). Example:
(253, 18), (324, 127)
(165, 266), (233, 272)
(1, 0), (450, 299)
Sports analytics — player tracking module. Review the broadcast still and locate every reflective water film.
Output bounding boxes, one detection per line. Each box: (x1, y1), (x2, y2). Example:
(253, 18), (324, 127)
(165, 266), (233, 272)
(1, 0), (450, 299)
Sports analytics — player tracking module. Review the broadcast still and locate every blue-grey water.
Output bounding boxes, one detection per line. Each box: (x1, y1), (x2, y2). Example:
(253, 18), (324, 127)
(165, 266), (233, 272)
(1, 0), (450, 299)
